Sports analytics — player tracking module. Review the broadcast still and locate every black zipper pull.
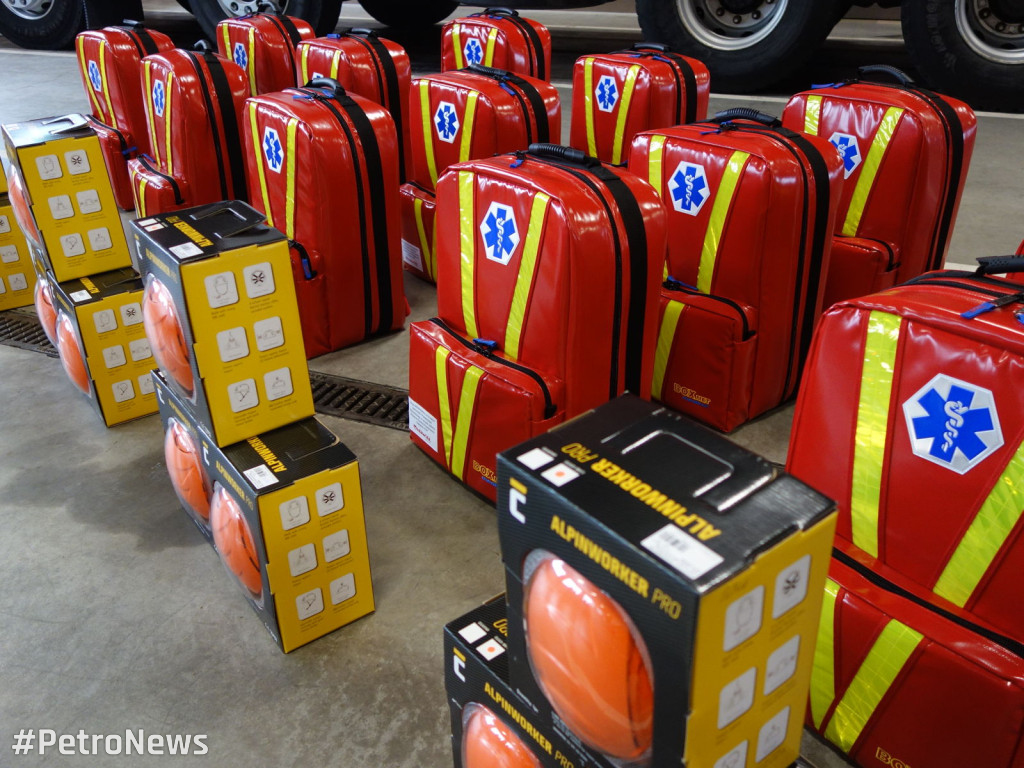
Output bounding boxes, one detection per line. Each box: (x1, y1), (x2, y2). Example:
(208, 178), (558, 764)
(472, 338), (499, 357)
(961, 290), (1024, 319)
(663, 276), (697, 292)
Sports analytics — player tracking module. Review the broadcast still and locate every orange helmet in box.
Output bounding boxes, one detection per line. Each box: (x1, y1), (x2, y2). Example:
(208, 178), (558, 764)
(210, 483), (262, 599)
(142, 276), (193, 396)
(163, 418), (211, 521)
(34, 279), (57, 345)
(462, 703), (541, 768)
(522, 550), (654, 764)
(55, 310), (91, 395)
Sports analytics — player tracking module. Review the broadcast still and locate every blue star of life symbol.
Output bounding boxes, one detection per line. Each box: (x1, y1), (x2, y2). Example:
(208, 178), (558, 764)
(667, 161), (709, 216)
(88, 60), (102, 91)
(596, 75), (618, 113)
(464, 37), (484, 66)
(152, 80), (166, 117)
(263, 127), (284, 173)
(480, 202), (520, 265)
(434, 101), (460, 144)
(829, 131), (862, 178)
(233, 42), (248, 69)
(903, 373), (1003, 475)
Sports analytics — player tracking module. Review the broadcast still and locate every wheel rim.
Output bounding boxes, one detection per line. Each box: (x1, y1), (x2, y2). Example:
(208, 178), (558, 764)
(1, 0), (54, 22)
(675, 0), (788, 51)
(956, 0), (1024, 65)
(215, 0), (291, 17)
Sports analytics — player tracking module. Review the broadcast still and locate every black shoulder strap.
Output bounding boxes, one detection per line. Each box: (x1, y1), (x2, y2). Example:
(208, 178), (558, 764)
(261, 13), (302, 83)
(273, 13), (302, 45)
(471, 66), (550, 145)
(115, 23), (160, 57)
(200, 52), (248, 201)
(347, 31), (407, 182)
(496, 13), (546, 80)
(653, 51), (698, 124)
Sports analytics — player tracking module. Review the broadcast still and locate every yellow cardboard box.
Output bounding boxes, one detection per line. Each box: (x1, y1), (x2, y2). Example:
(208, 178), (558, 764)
(155, 371), (375, 653)
(50, 267), (158, 426)
(0, 194), (36, 310)
(133, 201), (314, 446)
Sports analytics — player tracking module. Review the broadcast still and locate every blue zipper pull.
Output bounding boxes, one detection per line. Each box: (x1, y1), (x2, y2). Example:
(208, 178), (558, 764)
(962, 291), (1024, 319)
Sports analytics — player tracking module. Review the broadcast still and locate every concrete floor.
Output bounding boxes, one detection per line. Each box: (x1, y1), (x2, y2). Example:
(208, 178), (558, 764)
(0, 16), (1021, 768)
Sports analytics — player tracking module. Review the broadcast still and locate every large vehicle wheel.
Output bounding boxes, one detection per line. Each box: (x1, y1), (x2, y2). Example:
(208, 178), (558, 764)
(902, 0), (1024, 112)
(0, 0), (84, 49)
(357, 0), (458, 28)
(635, 0), (846, 92)
(188, 0), (326, 41)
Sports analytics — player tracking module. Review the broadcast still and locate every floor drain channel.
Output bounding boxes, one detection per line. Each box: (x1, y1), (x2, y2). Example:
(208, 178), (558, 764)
(309, 371), (409, 431)
(0, 310), (57, 358)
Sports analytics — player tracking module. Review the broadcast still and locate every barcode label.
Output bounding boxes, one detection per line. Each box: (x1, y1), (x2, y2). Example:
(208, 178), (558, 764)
(641, 524), (724, 579)
(244, 464), (278, 489)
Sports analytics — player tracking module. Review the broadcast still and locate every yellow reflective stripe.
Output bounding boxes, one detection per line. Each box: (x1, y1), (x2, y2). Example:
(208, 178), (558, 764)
(504, 192), (550, 361)
(98, 43), (117, 130)
(284, 118), (298, 239)
(435, 347), (454, 466)
(220, 24), (231, 63)
(459, 170), (478, 337)
(842, 107), (904, 236)
(823, 619), (923, 751)
(413, 198), (434, 281)
(933, 438), (1024, 606)
(611, 64), (641, 164)
(652, 299), (683, 400)
(483, 28), (498, 67)
(247, 102), (273, 226)
(583, 58), (598, 157)
(804, 94), (822, 136)
(453, 25), (464, 69)
(247, 29), (258, 96)
(697, 150), (749, 294)
(419, 81), (439, 187)
(450, 366), (484, 480)
(163, 72), (174, 176)
(459, 91), (480, 162)
(810, 579), (840, 729)
(299, 44), (309, 84)
(850, 310), (902, 557)
(77, 42), (104, 119)
(136, 177), (148, 218)
(647, 134), (665, 197)
(143, 64), (160, 166)
(330, 50), (341, 81)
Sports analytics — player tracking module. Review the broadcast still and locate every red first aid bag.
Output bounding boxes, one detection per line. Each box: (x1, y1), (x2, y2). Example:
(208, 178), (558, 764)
(399, 182), (437, 283)
(441, 7), (550, 81)
(788, 260), (1024, 641)
(216, 11), (314, 96)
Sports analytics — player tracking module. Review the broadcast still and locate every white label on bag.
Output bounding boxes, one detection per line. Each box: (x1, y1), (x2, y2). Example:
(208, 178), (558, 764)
(642, 524), (724, 580)
(401, 239), (423, 272)
(408, 397), (438, 452)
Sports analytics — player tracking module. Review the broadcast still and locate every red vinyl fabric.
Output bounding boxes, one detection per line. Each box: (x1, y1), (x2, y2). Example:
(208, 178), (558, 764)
(128, 155), (188, 219)
(809, 545), (1024, 768)
(407, 67), (561, 192)
(569, 48), (710, 165)
(824, 235), (898, 311)
(85, 116), (136, 210)
(140, 48), (250, 212)
(441, 9), (551, 81)
(243, 82), (405, 358)
(782, 78), (976, 299)
(295, 30), (412, 181)
(788, 269), (1024, 641)
(399, 182), (437, 283)
(216, 12), (314, 97)
(75, 24), (174, 158)
(630, 119), (844, 430)
(408, 148), (666, 500)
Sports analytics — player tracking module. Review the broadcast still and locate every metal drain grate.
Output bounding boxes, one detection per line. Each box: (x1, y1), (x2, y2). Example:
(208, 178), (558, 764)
(0, 310), (57, 358)
(309, 371), (409, 431)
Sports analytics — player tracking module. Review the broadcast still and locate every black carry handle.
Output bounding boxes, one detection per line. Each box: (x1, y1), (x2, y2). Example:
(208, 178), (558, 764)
(857, 64), (915, 85)
(192, 38), (214, 53)
(975, 256), (1024, 275)
(480, 7), (519, 16)
(467, 62), (514, 79)
(527, 143), (601, 168)
(711, 107), (781, 126)
(346, 27), (379, 37)
(631, 42), (669, 52)
(255, 0), (281, 13)
(306, 76), (348, 99)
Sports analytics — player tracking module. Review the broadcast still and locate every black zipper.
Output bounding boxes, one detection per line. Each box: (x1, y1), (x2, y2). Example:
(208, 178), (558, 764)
(404, 180), (434, 197)
(136, 154), (184, 205)
(430, 317), (556, 419)
(901, 272), (1024, 318)
(833, 547), (1024, 660)
(663, 278), (753, 340)
(85, 115), (129, 156)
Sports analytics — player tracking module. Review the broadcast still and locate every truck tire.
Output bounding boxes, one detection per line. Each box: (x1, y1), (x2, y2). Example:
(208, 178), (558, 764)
(357, 0), (457, 28)
(0, 0), (84, 50)
(902, 0), (1024, 112)
(635, 0), (846, 92)
(188, 0), (324, 42)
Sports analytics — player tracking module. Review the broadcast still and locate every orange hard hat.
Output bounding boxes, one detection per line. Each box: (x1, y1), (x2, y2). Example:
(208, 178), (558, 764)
(142, 277), (194, 396)
(522, 550), (654, 763)
(34, 278), (57, 346)
(55, 311), (91, 396)
(462, 703), (541, 768)
(210, 483), (262, 599)
(7, 169), (42, 249)
(163, 418), (211, 521)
